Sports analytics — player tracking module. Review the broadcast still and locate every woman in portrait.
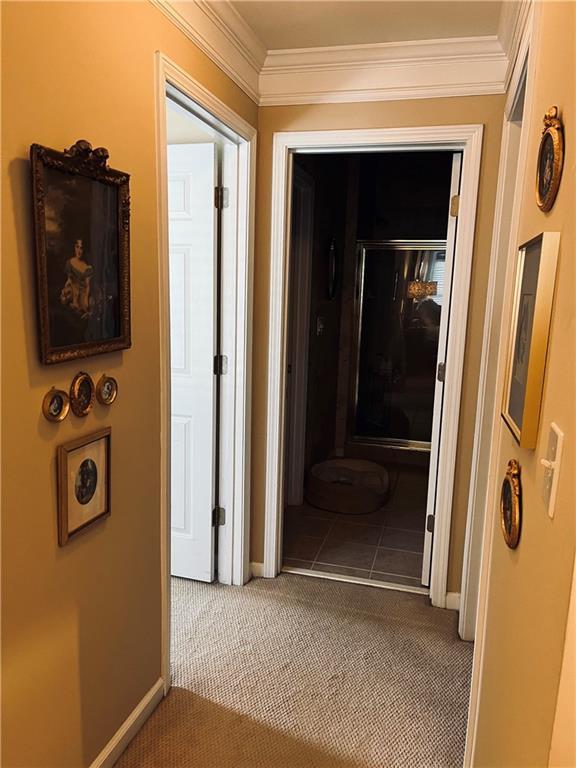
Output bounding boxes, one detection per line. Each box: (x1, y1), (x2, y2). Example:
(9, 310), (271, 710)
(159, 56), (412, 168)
(60, 238), (93, 318)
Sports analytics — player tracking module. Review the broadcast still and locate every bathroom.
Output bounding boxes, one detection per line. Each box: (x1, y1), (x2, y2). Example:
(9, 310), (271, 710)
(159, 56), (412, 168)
(282, 149), (457, 591)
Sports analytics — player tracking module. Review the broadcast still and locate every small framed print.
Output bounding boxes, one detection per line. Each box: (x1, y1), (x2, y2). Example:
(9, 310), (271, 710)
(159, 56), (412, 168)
(536, 107), (564, 212)
(96, 374), (118, 405)
(42, 387), (70, 422)
(70, 371), (95, 417)
(502, 232), (560, 449)
(500, 459), (521, 549)
(57, 427), (111, 545)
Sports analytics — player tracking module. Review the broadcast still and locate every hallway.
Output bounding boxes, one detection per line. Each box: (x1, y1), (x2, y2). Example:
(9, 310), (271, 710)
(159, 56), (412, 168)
(117, 575), (473, 767)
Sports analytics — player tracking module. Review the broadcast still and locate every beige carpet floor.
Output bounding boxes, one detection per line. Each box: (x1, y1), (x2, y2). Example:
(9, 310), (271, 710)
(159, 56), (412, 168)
(116, 574), (473, 767)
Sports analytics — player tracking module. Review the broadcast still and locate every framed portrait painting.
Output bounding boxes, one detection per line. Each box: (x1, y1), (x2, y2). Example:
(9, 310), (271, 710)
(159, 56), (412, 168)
(57, 427), (111, 545)
(31, 139), (131, 364)
(536, 107), (564, 212)
(502, 232), (560, 449)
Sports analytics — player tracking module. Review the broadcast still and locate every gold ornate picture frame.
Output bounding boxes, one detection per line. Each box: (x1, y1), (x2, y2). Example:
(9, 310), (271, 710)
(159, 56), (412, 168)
(500, 459), (521, 549)
(96, 374), (118, 405)
(536, 107), (564, 212)
(502, 232), (560, 449)
(70, 371), (95, 417)
(31, 139), (131, 364)
(42, 387), (70, 422)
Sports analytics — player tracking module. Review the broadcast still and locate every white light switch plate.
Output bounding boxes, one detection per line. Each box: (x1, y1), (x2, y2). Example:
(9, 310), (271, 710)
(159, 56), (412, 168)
(541, 422), (564, 518)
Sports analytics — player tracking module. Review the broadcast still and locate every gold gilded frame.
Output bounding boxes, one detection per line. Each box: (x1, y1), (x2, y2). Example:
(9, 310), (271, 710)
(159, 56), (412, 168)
(96, 374), (118, 405)
(502, 232), (560, 448)
(42, 387), (70, 422)
(536, 107), (564, 212)
(69, 371), (95, 417)
(31, 139), (131, 364)
(500, 459), (521, 549)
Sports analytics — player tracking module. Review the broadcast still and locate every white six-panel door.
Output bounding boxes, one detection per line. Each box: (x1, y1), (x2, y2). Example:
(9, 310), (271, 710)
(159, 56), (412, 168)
(168, 143), (217, 581)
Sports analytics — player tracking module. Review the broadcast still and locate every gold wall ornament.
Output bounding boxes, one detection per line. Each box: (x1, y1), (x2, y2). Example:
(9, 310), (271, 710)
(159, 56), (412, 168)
(96, 374), (118, 405)
(407, 280), (437, 300)
(69, 371), (95, 417)
(42, 387), (70, 422)
(536, 106), (564, 212)
(500, 459), (522, 549)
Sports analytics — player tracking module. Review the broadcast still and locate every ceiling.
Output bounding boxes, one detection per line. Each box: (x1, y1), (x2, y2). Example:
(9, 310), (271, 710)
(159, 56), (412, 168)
(227, 1), (503, 51)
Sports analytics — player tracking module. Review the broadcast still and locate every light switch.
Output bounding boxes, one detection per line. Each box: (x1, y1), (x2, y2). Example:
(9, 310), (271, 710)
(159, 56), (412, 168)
(540, 422), (564, 518)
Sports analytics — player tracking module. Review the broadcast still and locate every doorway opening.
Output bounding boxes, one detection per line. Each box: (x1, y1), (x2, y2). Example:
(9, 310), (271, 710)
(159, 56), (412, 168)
(264, 125), (483, 609)
(282, 151), (460, 592)
(156, 54), (256, 688)
(166, 89), (239, 584)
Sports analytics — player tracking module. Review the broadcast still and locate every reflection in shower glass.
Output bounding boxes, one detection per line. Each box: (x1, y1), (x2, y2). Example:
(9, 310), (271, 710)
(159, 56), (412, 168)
(353, 241), (446, 447)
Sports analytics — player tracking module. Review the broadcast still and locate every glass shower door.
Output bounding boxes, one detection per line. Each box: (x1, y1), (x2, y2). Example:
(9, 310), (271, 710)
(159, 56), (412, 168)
(351, 240), (447, 449)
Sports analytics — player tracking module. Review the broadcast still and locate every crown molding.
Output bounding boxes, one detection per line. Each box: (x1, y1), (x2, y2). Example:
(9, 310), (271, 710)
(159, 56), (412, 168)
(498, 0), (532, 89)
(149, 0), (261, 102)
(259, 36), (508, 105)
(262, 36), (504, 73)
(153, 0), (529, 107)
(197, 0), (267, 72)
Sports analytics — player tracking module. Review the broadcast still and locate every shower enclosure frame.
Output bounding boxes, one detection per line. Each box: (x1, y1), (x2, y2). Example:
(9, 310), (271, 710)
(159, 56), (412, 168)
(348, 238), (448, 453)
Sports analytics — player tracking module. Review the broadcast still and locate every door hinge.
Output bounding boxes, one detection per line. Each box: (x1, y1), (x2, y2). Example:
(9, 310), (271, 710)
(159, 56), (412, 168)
(214, 185), (229, 210)
(427, 514), (435, 533)
(450, 194), (460, 217)
(437, 362), (446, 382)
(212, 506), (226, 526)
(213, 354), (228, 375)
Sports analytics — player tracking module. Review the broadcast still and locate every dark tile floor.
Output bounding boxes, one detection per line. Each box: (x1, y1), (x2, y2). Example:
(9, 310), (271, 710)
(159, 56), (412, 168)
(282, 469), (428, 588)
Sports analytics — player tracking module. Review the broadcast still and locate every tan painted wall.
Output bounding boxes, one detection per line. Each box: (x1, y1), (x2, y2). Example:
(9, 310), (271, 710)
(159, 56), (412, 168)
(252, 96), (506, 591)
(472, 3), (575, 765)
(548, 554), (576, 767)
(0, 2), (256, 766)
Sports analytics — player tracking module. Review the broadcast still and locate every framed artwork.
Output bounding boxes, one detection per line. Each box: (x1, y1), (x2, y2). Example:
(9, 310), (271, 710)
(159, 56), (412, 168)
(536, 107), (564, 212)
(30, 139), (131, 364)
(69, 371), (95, 417)
(57, 427), (111, 545)
(500, 459), (521, 549)
(42, 387), (70, 422)
(96, 374), (118, 405)
(502, 232), (560, 448)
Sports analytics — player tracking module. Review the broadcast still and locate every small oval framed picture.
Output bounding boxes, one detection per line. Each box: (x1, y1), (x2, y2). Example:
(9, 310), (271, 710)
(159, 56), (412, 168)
(536, 106), (564, 212)
(70, 371), (95, 417)
(500, 459), (522, 549)
(42, 387), (70, 422)
(96, 374), (118, 406)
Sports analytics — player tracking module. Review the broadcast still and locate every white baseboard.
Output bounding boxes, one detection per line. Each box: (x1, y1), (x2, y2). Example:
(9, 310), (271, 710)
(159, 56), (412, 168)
(89, 677), (165, 768)
(446, 592), (461, 611)
(250, 561), (264, 578)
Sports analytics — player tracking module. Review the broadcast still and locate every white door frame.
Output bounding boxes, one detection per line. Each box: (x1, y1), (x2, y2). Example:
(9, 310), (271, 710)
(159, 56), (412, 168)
(263, 125), (483, 609)
(155, 52), (256, 692)
(460, 8), (533, 642)
(463, 5), (538, 764)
